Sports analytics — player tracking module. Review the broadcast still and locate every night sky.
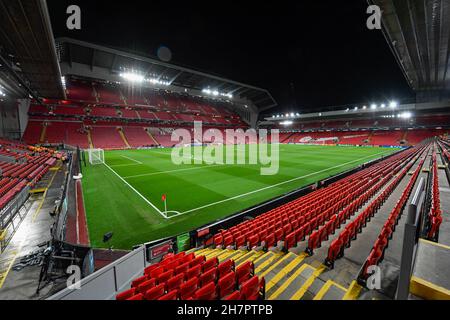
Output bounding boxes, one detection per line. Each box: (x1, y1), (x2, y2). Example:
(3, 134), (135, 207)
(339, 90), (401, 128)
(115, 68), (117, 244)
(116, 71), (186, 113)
(47, 0), (415, 113)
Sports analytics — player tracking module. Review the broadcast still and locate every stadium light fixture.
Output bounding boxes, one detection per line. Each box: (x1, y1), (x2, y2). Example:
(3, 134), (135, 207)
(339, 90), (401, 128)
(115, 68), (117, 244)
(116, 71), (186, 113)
(389, 101), (398, 108)
(296, 113), (300, 116)
(120, 72), (145, 83)
(290, 113), (295, 117)
(280, 121), (293, 126)
(61, 76), (67, 90)
(398, 111), (412, 119)
(381, 103), (386, 108)
(370, 104), (377, 110)
(363, 106), (367, 110)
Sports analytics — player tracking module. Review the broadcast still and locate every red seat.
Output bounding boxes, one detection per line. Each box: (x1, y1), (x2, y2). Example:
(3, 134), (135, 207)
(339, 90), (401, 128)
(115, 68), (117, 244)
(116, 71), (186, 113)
(248, 235), (259, 249)
(218, 259), (234, 277)
(224, 290), (243, 300)
(241, 276), (264, 300)
(274, 228), (284, 241)
(131, 275), (147, 288)
(264, 233), (276, 249)
(167, 273), (185, 291)
(179, 277), (199, 300)
(158, 290), (178, 300)
(175, 262), (190, 275)
(116, 288), (136, 300)
(149, 266), (164, 279)
(235, 261), (254, 285)
(189, 256), (206, 268)
(137, 278), (156, 294)
(143, 265), (159, 277)
(157, 270), (174, 284)
(285, 231), (297, 250)
(144, 283), (165, 300)
(214, 234), (224, 247)
(202, 257), (219, 273)
(181, 253), (195, 264)
(218, 271), (236, 298)
(127, 293), (144, 300)
(192, 282), (218, 300)
(199, 267), (218, 287)
(235, 235), (246, 248)
(223, 235), (234, 247)
(186, 264), (202, 279)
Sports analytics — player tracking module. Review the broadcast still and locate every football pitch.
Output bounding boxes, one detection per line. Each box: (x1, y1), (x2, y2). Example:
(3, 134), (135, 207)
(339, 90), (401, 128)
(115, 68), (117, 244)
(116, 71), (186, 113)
(82, 144), (400, 249)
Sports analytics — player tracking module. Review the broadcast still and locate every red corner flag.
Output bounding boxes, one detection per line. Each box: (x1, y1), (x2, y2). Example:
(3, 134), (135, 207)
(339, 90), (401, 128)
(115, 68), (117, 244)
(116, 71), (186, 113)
(162, 194), (166, 202)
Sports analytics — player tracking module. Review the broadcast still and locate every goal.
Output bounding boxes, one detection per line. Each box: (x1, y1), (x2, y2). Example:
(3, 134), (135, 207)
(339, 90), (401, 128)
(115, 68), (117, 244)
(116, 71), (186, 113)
(88, 148), (105, 165)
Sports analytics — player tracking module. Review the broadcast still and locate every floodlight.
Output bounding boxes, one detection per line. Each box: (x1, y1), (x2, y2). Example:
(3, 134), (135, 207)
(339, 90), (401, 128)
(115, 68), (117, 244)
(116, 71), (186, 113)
(120, 72), (145, 83)
(362, 106), (367, 110)
(371, 104), (377, 110)
(280, 121), (293, 126)
(389, 101), (398, 108)
(381, 104), (386, 108)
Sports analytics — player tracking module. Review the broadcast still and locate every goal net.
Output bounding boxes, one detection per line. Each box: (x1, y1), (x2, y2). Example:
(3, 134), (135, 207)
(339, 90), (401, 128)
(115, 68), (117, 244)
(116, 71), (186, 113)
(88, 148), (105, 165)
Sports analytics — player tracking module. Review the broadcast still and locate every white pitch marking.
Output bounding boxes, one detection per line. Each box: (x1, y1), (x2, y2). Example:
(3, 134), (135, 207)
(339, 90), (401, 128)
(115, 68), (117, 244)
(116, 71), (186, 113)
(166, 151), (388, 219)
(123, 164), (225, 179)
(102, 163), (168, 219)
(121, 155), (143, 164)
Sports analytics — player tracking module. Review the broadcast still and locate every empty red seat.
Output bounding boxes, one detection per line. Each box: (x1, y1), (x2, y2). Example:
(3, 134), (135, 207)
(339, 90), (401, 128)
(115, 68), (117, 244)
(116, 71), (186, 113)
(158, 290), (178, 300)
(218, 259), (234, 277)
(241, 276), (264, 300)
(235, 261), (254, 285)
(157, 270), (174, 284)
(181, 253), (195, 264)
(189, 256), (206, 268)
(137, 278), (156, 294)
(192, 282), (218, 300)
(131, 275), (148, 288)
(285, 231), (297, 250)
(149, 266), (164, 279)
(186, 264), (202, 279)
(179, 277), (199, 300)
(175, 262), (190, 275)
(218, 271), (236, 298)
(167, 273), (185, 291)
(199, 267), (218, 287)
(127, 293), (144, 300)
(235, 235), (246, 248)
(143, 264), (159, 277)
(144, 283), (165, 300)
(224, 290), (243, 300)
(116, 288), (136, 300)
(223, 235), (234, 247)
(264, 233), (276, 249)
(202, 257), (219, 273)
(248, 235), (259, 248)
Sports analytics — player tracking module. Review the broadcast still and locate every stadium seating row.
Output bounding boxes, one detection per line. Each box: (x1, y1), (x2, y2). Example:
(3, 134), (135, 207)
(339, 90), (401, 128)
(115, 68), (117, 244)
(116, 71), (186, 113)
(359, 148), (426, 281)
(115, 251), (264, 300)
(426, 147), (442, 240)
(325, 146), (426, 268)
(212, 146), (421, 253)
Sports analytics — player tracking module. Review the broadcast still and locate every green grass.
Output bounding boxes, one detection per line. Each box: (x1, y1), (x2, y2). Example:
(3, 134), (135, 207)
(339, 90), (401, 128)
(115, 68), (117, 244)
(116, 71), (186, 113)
(82, 144), (399, 249)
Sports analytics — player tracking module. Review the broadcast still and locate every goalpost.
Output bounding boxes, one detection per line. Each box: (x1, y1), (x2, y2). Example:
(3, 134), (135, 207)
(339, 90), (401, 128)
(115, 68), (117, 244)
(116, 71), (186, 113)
(88, 148), (105, 165)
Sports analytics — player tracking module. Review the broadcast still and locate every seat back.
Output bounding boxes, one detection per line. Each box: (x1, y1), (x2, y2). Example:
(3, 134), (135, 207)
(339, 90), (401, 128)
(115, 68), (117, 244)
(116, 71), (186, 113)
(137, 278), (156, 294)
(192, 282), (218, 300)
(202, 257), (219, 273)
(199, 267), (218, 287)
(179, 277), (199, 300)
(218, 271), (236, 298)
(235, 261), (254, 285)
(158, 289), (178, 301)
(167, 273), (185, 291)
(116, 288), (136, 300)
(144, 283), (165, 300)
(217, 259), (234, 277)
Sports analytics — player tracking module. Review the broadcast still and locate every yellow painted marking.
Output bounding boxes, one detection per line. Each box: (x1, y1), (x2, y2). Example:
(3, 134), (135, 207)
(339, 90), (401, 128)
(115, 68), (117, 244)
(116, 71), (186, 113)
(290, 264), (326, 300)
(234, 251), (256, 265)
(204, 249), (223, 259)
(237, 251), (264, 267)
(256, 252), (284, 274)
(343, 280), (363, 300)
(265, 253), (307, 292)
(259, 252), (297, 278)
(419, 238), (450, 251)
(0, 230), (6, 242)
(410, 276), (450, 300)
(29, 188), (47, 194)
(32, 169), (59, 222)
(313, 280), (335, 300)
(217, 250), (237, 262)
(268, 263), (314, 300)
(253, 251), (273, 265)
(227, 250), (247, 262)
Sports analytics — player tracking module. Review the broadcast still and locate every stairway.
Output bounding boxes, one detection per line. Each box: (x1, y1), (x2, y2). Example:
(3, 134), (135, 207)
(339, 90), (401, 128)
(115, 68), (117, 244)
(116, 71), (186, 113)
(146, 129), (160, 146)
(39, 124), (47, 143)
(118, 128), (131, 148)
(87, 129), (94, 149)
